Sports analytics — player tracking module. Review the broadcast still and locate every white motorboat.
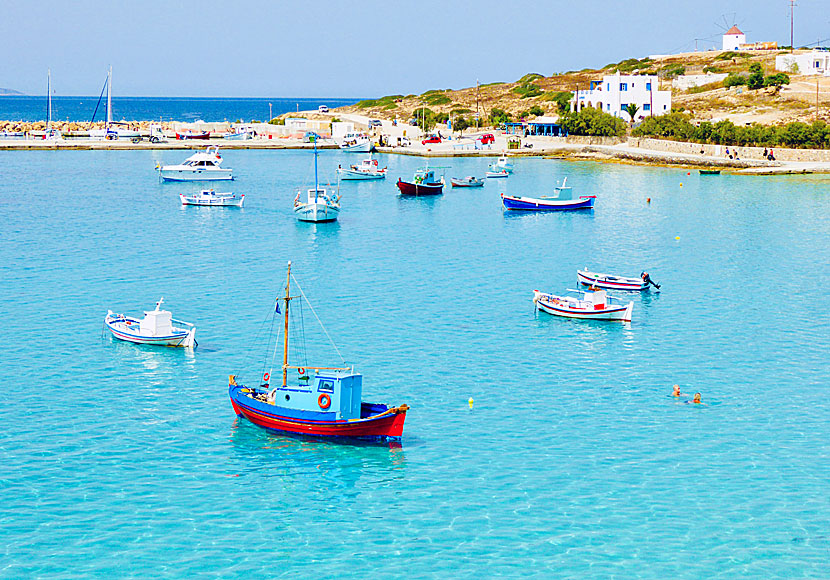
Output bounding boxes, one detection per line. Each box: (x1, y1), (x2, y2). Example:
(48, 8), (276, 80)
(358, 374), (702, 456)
(294, 139), (340, 222)
(180, 190), (244, 207)
(105, 298), (196, 347)
(533, 288), (633, 322)
(157, 146), (233, 181)
(486, 169), (509, 178)
(339, 132), (373, 153)
(336, 158), (387, 180)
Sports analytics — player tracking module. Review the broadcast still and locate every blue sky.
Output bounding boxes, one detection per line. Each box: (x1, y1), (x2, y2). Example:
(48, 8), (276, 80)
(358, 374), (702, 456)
(1, 0), (827, 97)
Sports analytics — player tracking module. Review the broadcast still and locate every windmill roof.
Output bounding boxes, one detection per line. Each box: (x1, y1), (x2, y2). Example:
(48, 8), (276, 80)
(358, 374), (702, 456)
(725, 26), (744, 35)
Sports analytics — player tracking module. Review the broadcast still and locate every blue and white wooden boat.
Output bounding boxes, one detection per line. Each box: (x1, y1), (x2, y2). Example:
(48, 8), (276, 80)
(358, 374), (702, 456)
(224, 129), (253, 140)
(339, 133), (373, 152)
(577, 269), (660, 291)
(294, 137), (340, 222)
(228, 262), (409, 440)
(451, 176), (484, 187)
(501, 178), (595, 211)
(489, 155), (514, 173)
(337, 158), (387, 180)
(533, 288), (633, 322)
(180, 189), (244, 207)
(486, 169), (509, 178)
(105, 298), (196, 347)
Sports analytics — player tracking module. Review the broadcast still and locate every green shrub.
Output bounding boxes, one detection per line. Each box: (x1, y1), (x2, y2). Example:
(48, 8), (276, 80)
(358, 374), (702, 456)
(747, 63), (765, 90)
(355, 94), (404, 108)
(723, 72), (747, 87)
(519, 105), (545, 118)
(488, 108), (512, 126)
(541, 91), (574, 114)
(451, 107), (472, 115)
(517, 73), (544, 84)
(424, 93), (452, 106)
(605, 57), (653, 73)
(559, 107), (626, 137)
(513, 83), (544, 99)
(660, 64), (686, 79)
(715, 51), (750, 61)
(269, 117), (284, 125)
(687, 81), (723, 94)
(764, 73), (790, 87)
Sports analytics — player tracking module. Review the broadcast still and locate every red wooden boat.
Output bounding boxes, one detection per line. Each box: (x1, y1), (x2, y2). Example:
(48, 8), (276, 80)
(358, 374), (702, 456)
(228, 262), (409, 441)
(397, 168), (444, 196)
(176, 131), (211, 140)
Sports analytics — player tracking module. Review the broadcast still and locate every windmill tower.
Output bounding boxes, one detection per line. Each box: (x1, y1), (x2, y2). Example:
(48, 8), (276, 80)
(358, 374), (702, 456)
(716, 14), (746, 51)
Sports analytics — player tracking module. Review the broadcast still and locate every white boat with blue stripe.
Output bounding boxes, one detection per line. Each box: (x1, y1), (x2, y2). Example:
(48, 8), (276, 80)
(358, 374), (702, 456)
(533, 288), (633, 322)
(157, 146), (233, 182)
(105, 298), (196, 347)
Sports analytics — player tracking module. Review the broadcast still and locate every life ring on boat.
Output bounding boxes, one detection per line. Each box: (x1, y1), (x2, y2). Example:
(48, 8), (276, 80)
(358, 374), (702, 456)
(318, 393), (331, 409)
(298, 367), (306, 375)
(262, 372), (270, 382)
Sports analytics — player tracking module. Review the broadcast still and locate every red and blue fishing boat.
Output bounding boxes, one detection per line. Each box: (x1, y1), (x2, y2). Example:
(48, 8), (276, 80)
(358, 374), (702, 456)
(228, 262), (409, 441)
(397, 168), (444, 196)
(501, 177), (595, 211)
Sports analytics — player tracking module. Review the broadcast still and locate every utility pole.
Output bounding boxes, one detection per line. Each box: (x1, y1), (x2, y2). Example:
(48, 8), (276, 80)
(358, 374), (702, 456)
(817, 77), (820, 121)
(790, 0), (796, 53)
(476, 79), (480, 130)
(269, 102), (272, 121)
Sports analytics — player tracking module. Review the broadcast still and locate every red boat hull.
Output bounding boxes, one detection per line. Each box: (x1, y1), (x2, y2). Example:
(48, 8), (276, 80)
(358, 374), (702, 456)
(230, 397), (408, 439)
(397, 179), (443, 196)
(176, 132), (211, 140)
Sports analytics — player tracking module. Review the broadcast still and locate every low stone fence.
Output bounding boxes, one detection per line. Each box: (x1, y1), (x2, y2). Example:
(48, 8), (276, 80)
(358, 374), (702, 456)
(628, 137), (830, 162)
(566, 135), (625, 146)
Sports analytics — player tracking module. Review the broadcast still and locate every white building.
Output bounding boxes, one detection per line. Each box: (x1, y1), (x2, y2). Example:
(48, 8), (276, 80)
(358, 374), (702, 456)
(776, 51), (830, 76)
(571, 73), (671, 122)
(723, 26), (746, 51)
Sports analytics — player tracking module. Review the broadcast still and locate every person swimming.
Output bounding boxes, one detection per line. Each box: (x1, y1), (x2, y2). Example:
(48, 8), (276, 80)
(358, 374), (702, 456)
(672, 384), (682, 397)
(692, 393), (702, 404)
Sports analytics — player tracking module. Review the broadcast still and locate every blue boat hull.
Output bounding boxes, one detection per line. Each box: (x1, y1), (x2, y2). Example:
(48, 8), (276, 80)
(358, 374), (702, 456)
(502, 194), (595, 211)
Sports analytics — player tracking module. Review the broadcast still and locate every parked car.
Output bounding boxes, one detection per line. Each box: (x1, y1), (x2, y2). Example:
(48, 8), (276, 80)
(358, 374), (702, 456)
(479, 133), (495, 145)
(318, 105), (329, 113)
(421, 135), (442, 145)
(368, 119), (382, 127)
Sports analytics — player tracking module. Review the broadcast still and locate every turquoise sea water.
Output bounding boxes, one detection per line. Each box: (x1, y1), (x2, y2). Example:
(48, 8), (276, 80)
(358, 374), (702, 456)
(1, 150), (829, 578)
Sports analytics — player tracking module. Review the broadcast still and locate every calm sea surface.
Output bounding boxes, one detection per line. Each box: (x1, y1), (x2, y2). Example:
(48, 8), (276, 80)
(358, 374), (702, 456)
(1, 150), (828, 578)
(0, 96), (360, 123)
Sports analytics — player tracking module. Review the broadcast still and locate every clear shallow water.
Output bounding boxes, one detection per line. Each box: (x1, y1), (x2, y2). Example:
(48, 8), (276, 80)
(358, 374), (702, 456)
(1, 151), (828, 578)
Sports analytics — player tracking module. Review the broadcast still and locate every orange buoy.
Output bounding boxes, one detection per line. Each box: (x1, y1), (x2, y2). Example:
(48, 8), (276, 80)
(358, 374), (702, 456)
(318, 393), (331, 409)
(263, 372), (270, 382)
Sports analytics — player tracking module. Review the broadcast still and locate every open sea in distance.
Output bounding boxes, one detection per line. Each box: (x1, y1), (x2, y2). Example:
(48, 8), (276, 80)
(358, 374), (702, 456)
(0, 148), (828, 578)
(0, 96), (360, 123)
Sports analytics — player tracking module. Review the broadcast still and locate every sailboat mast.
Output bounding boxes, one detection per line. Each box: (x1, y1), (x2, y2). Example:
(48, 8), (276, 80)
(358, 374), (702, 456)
(282, 261), (292, 387)
(106, 66), (112, 126)
(46, 69), (51, 131)
(314, 138), (318, 203)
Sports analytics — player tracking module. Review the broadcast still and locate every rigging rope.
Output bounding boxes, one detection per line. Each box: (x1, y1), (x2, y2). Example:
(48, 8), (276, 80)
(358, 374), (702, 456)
(291, 274), (346, 365)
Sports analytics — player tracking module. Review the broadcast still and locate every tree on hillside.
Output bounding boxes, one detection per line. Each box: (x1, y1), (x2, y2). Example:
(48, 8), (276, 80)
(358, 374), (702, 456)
(747, 63), (765, 90)
(624, 103), (640, 123)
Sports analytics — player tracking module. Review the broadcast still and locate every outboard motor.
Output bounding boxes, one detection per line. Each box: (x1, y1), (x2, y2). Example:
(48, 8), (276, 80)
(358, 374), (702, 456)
(641, 271), (661, 289)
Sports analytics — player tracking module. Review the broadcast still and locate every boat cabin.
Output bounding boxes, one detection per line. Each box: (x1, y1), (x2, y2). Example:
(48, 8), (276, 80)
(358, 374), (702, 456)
(140, 307), (175, 336)
(413, 168), (439, 184)
(266, 369), (364, 421)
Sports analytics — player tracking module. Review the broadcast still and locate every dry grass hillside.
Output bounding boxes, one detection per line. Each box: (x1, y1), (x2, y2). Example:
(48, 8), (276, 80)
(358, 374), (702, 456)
(328, 49), (829, 126)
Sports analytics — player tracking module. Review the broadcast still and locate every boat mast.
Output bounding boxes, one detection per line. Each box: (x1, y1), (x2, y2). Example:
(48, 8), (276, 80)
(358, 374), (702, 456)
(106, 66), (112, 127)
(313, 137), (318, 203)
(282, 261), (292, 386)
(46, 69), (51, 132)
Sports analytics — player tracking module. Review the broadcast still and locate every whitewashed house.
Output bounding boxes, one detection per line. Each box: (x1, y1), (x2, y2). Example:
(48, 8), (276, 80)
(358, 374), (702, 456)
(571, 72), (671, 121)
(776, 51), (830, 76)
(722, 26), (746, 51)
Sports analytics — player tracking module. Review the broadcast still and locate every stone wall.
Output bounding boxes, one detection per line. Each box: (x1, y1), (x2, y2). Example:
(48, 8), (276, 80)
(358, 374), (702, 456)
(566, 135), (625, 146)
(628, 137), (830, 162)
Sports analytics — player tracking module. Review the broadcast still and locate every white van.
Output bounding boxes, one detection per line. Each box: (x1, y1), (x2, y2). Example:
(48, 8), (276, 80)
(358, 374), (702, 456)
(318, 105), (329, 113)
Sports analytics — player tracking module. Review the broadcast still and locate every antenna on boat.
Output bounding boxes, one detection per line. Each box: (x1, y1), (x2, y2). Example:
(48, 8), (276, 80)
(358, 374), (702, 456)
(155, 297), (164, 311)
(282, 261), (292, 387)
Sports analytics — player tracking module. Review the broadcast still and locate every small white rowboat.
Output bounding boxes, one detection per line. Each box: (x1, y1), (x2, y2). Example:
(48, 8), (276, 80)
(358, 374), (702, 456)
(180, 190), (244, 207)
(105, 298), (196, 347)
(533, 288), (633, 322)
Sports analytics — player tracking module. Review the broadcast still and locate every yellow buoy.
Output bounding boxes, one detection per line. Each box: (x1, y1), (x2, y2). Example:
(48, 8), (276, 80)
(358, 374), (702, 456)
(675, 236), (680, 240)
(468, 397), (474, 409)
(679, 183), (683, 187)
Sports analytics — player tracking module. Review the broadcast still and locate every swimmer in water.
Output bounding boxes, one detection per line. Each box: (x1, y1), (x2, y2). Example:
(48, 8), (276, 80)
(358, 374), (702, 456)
(692, 393), (702, 404)
(672, 384), (682, 397)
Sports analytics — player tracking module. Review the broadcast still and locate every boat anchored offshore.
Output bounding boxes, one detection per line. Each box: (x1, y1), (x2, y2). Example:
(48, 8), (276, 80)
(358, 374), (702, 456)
(451, 176), (484, 187)
(157, 146), (233, 181)
(501, 178), (595, 211)
(105, 298), (196, 347)
(228, 262), (410, 440)
(489, 154), (514, 173)
(337, 158), (387, 180)
(577, 269), (660, 291)
(397, 167), (445, 196)
(180, 189), (244, 207)
(486, 169), (509, 178)
(533, 288), (634, 322)
(294, 136), (340, 222)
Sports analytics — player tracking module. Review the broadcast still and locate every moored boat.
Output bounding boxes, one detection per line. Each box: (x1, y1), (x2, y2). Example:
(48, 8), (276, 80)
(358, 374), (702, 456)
(486, 170), (509, 178)
(489, 154), (514, 173)
(533, 288), (634, 322)
(157, 146), (233, 181)
(397, 168), (444, 196)
(699, 169), (721, 175)
(176, 131), (211, 140)
(180, 189), (244, 207)
(451, 176), (484, 187)
(339, 132), (373, 152)
(105, 298), (196, 347)
(577, 269), (649, 291)
(294, 137), (340, 222)
(337, 158), (387, 180)
(228, 262), (409, 440)
(501, 178), (595, 211)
